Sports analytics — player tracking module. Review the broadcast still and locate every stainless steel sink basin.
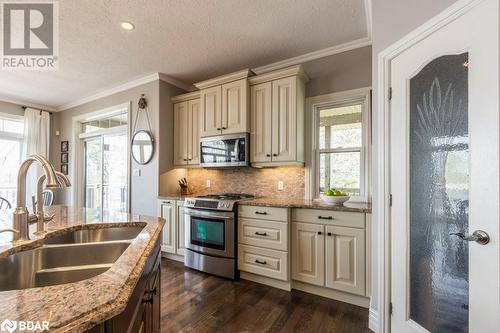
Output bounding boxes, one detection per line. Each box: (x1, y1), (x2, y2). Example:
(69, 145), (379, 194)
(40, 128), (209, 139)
(44, 226), (143, 245)
(0, 242), (131, 291)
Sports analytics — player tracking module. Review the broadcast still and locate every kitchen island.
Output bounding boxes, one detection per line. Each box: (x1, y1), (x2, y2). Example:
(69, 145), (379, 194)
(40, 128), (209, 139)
(0, 206), (165, 333)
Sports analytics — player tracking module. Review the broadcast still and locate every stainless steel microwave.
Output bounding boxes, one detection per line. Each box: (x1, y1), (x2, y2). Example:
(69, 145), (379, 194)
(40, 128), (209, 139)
(200, 133), (249, 168)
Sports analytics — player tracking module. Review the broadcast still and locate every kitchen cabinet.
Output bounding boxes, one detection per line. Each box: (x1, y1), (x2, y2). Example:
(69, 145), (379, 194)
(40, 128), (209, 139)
(158, 199), (186, 259)
(291, 222), (325, 286)
(291, 209), (366, 297)
(195, 69), (251, 137)
(325, 225), (365, 295)
(172, 92), (200, 167)
(249, 65), (308, 166)
(90, 238), (161, 333)
(159, 200), (175, 254)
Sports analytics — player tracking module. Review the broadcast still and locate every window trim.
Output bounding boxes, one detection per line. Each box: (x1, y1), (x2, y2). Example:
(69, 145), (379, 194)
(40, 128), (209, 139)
(305, 87), (371, 202)
(0, 114), (24, 205)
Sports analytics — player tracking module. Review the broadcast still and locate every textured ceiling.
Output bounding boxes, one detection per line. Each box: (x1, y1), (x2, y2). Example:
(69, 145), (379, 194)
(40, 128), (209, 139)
(0, 0), (369, 109)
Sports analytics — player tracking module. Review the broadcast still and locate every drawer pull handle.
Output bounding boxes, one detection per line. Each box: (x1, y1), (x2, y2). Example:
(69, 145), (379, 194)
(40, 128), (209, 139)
(317, 231), (322, 235)
(255, 211), (268, 215)
(255, 259), (267, 265)
(318, 216), (333, 220)
(255, 231), (268, 236)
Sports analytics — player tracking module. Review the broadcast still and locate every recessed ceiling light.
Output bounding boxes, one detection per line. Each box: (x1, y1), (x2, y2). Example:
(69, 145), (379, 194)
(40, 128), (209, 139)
(120, 21), (135, 31)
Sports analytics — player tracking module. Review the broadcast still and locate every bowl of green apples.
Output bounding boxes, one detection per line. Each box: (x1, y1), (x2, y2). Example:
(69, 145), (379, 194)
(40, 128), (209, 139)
(321, 188), (350, 205)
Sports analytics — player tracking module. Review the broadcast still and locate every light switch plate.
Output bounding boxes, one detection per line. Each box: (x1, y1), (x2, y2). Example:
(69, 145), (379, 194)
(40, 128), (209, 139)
(277, 181), (284, 191)
(206, 179), (211, 188)
(133, 169), (141, 177)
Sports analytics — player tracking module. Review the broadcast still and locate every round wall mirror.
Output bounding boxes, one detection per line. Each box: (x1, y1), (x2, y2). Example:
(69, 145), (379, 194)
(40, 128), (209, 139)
(131, 130), (154, 164)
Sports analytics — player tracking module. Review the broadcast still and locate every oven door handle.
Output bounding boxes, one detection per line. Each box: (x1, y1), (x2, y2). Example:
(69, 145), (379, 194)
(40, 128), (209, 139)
(184, 209), (234, 220)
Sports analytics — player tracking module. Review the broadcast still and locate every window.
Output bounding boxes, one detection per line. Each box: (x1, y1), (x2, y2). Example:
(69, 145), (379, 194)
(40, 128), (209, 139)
(308, 88), (371, 200)
(81, 113), (128, 133)
(0, 115), (24, 205)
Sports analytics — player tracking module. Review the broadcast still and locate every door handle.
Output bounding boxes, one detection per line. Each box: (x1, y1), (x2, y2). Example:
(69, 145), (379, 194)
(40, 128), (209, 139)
(450, 230), (490, 245)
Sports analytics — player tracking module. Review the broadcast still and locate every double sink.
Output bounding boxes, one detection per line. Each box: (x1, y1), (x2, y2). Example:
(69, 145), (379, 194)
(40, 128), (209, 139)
(0, 226), (144, 292)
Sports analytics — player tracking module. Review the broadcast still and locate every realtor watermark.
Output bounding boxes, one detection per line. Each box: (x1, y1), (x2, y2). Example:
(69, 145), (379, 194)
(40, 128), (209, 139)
(1, 0), (59, 70)
(0, 319), (49, 332)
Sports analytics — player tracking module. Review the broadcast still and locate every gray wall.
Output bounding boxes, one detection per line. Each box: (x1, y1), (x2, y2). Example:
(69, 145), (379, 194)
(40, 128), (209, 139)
(0, 100), (24, 117)
(370, 0), (458, 320)
(305, 46), (372, 97)
(51, 80), (184, 216)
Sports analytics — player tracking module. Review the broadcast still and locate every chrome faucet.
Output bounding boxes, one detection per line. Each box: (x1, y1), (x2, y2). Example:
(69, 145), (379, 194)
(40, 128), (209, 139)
(0, 155), (60, 241)
(33, 171), (71, 233)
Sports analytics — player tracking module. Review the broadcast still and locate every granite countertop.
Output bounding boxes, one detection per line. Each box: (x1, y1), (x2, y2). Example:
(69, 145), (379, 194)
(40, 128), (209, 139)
(157, 195), (187, 201)
(239, 197), (372, 213)
(0, 205), (165, 333)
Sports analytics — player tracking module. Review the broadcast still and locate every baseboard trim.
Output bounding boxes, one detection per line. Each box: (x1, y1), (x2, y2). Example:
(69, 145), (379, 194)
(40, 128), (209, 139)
(240, 272), (292, 291)
(292, 281), (370, 308)
(161, 252), (184, 263)
(368, 307), (379, 332)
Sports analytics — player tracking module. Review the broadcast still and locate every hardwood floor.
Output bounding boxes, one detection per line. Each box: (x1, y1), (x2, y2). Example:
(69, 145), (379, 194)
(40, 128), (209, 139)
(160, 259), (370, 333)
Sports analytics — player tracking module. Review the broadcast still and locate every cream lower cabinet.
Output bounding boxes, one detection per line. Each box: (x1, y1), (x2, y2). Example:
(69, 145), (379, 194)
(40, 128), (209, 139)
(291, 209), (366, 297)
(158, 199), (186, 258)
(291, 222), (325, 286)
(159, 200), (176, 253)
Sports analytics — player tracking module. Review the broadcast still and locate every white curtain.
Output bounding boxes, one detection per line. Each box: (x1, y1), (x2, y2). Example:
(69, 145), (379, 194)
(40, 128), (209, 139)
(23, 108), (51, 202)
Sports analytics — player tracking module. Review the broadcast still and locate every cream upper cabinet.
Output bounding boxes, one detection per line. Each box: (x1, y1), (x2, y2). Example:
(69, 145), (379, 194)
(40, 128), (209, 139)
(221, 79), (249, 135)
(187, 99), (200, 164)
(172, 92), (201, 167)
(195, 69), (252, 138)
(250, 82), (272, 163)
(173, 101), (189, 166)
(249, 65), (308, 166)
(200, 86), (222, 137)
(325, 225), (366, 296)
(292, 222), (325, 286)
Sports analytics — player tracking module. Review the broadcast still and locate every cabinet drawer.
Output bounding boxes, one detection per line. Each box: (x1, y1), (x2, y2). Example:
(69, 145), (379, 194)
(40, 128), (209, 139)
(239, 218), (288, 251)
(292, 209), (365, 228)
(238, 245), (288, 281)
(239, 205), (288, 222)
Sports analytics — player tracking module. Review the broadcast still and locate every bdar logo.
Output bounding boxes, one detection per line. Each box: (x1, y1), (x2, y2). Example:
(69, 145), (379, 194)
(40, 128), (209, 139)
(0, 319), (17, 333)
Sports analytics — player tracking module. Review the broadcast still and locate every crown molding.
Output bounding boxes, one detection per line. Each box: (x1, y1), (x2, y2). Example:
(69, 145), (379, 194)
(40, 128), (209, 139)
(0, 95), (56, 112)
(252, 37), (372, 75)
(194, 69), (253, 89)
(249, 65), (309, 85)
(171, 91), (201, 103)
(57, 72), (191, 111)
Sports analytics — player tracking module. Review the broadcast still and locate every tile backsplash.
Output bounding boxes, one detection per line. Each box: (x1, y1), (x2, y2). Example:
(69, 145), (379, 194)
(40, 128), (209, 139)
(186, 166), (305, 199)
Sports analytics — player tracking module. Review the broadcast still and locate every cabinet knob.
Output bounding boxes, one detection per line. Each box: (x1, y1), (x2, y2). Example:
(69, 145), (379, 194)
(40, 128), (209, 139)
(222, 127), (227, 130)
(273, 153), (278, 157)
(217, 127), (221, 131)
(266, 154), (271, 157)
(327, 232), (332, 236)
(317, 231), (322, 235)
(183, 158), (188, 161)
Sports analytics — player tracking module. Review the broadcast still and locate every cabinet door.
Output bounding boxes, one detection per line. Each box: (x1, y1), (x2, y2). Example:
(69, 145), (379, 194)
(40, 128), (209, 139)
(292, 222), (324, 286)
(325, 225), (365, 295)
(250, 82), (272, 163)
(173, 102), (189, 166)
(222, 79), (249, 134)
(200, 86), (222, 137)
(161, 203), (176, 253)
(187, 99), (200, 165)
(176, 203), (186, 256)
(272, 77), (297, 162)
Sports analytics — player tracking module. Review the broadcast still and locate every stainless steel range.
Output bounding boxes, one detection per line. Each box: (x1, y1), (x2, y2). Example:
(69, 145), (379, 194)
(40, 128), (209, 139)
(183, 193), (254, 279)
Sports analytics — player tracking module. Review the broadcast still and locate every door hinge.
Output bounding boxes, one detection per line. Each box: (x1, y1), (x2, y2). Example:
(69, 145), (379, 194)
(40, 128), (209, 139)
(389, 302), (393, 315)
(389, 194), (393, 207)
(388, 87), (392, 101)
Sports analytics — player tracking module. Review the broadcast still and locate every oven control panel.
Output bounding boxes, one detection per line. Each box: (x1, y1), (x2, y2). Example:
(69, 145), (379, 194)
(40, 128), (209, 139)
(184, 198), (234, 211)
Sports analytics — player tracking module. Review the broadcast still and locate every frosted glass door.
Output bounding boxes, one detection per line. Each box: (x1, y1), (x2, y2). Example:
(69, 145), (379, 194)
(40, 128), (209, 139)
(409, 53), (469, 332)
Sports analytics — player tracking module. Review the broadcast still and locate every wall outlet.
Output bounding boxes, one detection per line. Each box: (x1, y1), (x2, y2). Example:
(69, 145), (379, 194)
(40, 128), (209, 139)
(206, 179), (211, 188)
(277, 180), (284, 191)
(133, 169), (141, 177)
